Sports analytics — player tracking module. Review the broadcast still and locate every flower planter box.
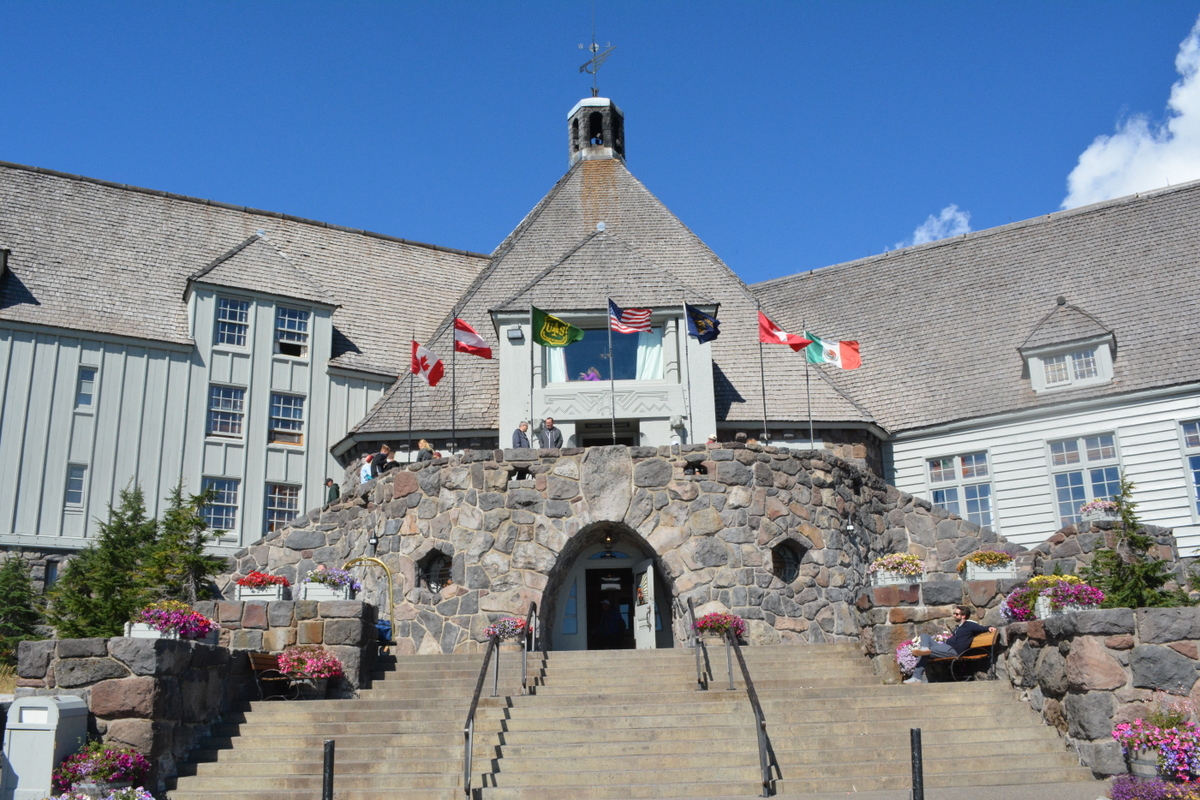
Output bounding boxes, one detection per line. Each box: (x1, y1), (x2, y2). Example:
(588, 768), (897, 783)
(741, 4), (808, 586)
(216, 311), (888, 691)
(1034, 596), (1090, 619)
(301, 583), (354, 601)
(1128, 747), (1159, 779)
(293, 676), (328, 700)
(873, 570), (923, 587)
(123, 621), (219, 645)
(75, 781), (133, 799)
(1082, 510), (1118, 523)
(236, 584), (289, 602)
(964, 562), (1017, 581)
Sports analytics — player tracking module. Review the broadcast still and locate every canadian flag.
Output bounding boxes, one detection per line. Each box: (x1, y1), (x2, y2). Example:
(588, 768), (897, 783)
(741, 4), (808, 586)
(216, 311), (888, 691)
(411, 340), (445, 386)
(757, 311), (812, 352)
(453, 318), (493, 359)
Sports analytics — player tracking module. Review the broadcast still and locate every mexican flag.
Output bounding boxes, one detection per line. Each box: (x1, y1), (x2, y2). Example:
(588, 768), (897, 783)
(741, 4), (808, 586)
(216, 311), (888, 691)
(804, 332), (861, 370)
(531, 306), (584, 347)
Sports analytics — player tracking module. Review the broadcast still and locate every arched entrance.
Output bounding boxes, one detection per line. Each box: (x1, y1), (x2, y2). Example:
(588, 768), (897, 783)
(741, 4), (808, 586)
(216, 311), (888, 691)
(542, 521), (676, 651)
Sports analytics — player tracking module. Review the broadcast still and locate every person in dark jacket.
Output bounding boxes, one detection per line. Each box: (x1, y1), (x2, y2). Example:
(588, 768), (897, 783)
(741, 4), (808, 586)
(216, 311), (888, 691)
(416, 439), (434, 462)
(905, 605), (995, 684)
(541, 418), (563, 449)
(324, 478), (339, 505)
(371, 444), (399, 477)
(512, 421), (530, 448)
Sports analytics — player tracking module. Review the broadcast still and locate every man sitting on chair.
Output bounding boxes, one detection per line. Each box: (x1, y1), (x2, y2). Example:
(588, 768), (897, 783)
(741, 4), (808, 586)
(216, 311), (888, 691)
(904, 605), (995, 685)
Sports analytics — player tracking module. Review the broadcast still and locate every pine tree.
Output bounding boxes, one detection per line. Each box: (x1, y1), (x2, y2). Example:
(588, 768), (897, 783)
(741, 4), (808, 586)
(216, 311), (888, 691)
(144, 484), (225, 603)
(1083, 476), (1191, 609)
(0, 556), (43, 663)
(46, 486), (159, 638)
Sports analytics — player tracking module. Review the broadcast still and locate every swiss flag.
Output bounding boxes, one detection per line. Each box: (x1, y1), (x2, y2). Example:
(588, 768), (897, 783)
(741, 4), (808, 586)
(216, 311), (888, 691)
(757, 311), (812, 352)
(411, 340), (445, 386)
(453, 318), (493, 359)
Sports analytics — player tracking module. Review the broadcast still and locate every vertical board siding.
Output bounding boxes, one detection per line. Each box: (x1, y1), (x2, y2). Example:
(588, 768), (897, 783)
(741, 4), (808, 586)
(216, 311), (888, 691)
(891, 391), (1200, 554)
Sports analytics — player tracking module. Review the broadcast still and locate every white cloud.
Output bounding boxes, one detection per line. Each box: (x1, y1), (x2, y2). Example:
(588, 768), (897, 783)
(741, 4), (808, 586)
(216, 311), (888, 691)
(1062, 15), (1200, 209)
(892, 204), (972, 250)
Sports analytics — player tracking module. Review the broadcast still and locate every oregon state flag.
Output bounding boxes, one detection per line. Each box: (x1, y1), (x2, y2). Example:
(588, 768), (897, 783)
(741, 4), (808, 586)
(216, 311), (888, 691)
(531, 306), (584, 347)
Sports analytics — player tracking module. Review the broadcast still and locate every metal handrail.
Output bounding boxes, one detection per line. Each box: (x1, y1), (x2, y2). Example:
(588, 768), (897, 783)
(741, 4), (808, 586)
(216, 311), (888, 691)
(462, 634), (499, 797)
(686, 598), (706, 691)
(341, 556), (397, 640)
(522, 602), (539, 695)
(725, 628), (780, 798)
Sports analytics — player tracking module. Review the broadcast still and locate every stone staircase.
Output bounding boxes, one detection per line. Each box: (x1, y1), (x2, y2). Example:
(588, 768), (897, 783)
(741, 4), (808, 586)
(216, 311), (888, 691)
(168, 644), (1098, 800)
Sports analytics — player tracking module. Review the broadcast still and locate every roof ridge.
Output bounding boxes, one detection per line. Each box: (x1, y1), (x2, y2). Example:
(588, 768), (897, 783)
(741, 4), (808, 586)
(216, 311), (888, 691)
(1018, 300), (1114, 351)
(188, 233), (262, 283)
(0, 159), (491, 260)
(493, 228), (605, 310)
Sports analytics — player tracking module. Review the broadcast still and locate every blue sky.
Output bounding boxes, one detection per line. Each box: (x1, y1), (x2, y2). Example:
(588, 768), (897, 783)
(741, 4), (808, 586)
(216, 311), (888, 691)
(2, 2), (1199, 285)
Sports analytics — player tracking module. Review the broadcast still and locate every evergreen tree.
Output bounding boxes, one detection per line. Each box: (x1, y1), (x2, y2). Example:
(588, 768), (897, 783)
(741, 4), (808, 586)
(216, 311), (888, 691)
(1083, 476), (1192, 609)
(145, 484), (224, 603)
(0, 556), (43, 663)
(46, 487), (159, 638)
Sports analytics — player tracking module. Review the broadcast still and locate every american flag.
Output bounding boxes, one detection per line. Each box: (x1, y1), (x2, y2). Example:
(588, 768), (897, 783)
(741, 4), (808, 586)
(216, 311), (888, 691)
(608, 299), (652, 333)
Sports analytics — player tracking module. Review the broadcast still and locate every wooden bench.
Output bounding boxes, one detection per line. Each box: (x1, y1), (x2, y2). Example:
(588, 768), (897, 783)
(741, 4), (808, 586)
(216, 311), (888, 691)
(247, 652), (297, 701)
(927, 631), (998, 682)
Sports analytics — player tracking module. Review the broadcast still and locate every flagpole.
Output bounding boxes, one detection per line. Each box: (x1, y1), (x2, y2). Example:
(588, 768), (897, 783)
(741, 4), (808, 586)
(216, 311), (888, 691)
(757, 304), (769, 445)
(804, 320), (814, 448)
(408, 330), (414, 462)
(681, 297), (694, 444)
(607, 300), (616, 445)
(529, 306), (535, 443)
(451, 307), (457, 457)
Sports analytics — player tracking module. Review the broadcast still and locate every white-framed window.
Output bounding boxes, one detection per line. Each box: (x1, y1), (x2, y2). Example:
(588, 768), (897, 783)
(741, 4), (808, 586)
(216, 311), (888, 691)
(1048, 433), (1122, 526)
(75, 366), (97, 409)
(275, 307), (310, 358)
(202, 477), (240, 533)
(1043, 349), (1099, 386)
(1182, 421), (1200, 516)
(207, 385), (245, 438)
(1025, 337), (1114, 394)
(265, 484), (301, 533)
(927, 451), (994, 529)
(65, 464), (87, 507)
(216, 298), (250, 347)
(269, 393), (305, 445)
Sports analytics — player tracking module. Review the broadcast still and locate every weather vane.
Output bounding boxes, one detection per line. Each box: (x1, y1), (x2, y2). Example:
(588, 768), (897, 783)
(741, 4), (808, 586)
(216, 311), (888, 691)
(578, 36), (615, 97)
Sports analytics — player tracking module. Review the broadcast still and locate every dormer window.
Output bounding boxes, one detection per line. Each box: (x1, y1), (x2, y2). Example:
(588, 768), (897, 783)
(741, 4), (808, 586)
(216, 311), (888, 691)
(275, 307), (310, 358)
(1018, 298), (1116, 395)
(1026, 339), (1113, 393)
(1043, 348), (1099, 387)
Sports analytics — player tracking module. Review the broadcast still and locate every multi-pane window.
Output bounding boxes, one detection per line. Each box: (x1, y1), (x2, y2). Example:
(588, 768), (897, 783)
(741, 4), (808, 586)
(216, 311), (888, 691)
(269, 394), (305, 445)
(216, 298), (250, 347)
(1042, 348), (1100, 387)
(1049, 433), (1121, 526)
(928, 451), (994, 529)
(275, 307), (310, 358)
(76, 367), (96, 408)
(265, 484), (301, 533)
(65, 464), (87, 507)
(202, 478), (240, 533)
(207, 385), (245, 438)
(1183, 421), (1200, 515)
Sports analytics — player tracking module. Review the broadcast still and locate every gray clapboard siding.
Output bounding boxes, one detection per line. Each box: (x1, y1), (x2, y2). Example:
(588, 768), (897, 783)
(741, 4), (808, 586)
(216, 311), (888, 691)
(891, 389), (1200, 554)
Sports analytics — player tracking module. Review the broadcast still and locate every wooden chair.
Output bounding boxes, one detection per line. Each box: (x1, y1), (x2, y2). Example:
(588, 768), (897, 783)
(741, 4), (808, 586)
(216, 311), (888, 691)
(247, 652), (298, 700)
(928, 631), (998, 682)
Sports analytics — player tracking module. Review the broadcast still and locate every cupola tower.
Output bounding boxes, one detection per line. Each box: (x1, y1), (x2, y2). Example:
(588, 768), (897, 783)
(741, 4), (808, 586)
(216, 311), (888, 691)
(568, 97), (625, 167)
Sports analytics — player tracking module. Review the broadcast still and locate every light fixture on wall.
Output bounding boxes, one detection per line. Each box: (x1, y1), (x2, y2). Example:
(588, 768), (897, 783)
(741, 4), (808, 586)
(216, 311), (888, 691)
(598, 532), (617, 558)
(843, 517), (856, 534)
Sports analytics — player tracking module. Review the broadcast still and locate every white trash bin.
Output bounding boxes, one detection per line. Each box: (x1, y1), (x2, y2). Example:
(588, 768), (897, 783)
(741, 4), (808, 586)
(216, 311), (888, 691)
(1, 695), (89, 800)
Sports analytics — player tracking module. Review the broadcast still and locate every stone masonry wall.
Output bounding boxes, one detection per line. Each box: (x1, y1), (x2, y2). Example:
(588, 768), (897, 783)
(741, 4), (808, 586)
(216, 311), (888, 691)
(226, 443), (1021, 655)
(190, 598), (376, 695)
(15, 637), (233, 793)
(997, 607), (1200, 778)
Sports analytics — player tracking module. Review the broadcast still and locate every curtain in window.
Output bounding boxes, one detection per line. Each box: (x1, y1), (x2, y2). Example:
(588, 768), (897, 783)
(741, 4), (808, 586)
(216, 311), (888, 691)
(546, 347), (567, 383)
(635, 329), (664, 380)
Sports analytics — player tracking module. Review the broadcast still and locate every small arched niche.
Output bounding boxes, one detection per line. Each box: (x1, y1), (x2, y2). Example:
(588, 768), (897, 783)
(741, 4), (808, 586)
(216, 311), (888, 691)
(771, 540), (807, 585)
